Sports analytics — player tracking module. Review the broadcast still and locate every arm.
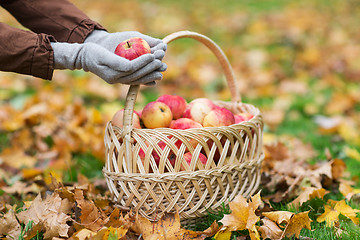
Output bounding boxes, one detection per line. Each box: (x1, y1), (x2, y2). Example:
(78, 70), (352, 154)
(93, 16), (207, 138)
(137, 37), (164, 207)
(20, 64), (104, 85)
(0, 0), (166, 84)
(0, 23), (54, 80)
(0, 0), (105, 43)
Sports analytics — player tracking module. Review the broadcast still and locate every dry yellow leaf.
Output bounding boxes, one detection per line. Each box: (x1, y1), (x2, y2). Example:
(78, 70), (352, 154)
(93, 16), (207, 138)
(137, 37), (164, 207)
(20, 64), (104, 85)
(262, 211), (294, 225)
(344, 146), (360, 162)
(101, 226), (128, 239)
(282, 211), (312, 239)
(339, 182), (360, 200)
(219, 191), (261, 239)
(213, 228), (232, 240)
(131, 211), (210, 240)
(289, 187), (328, 209)
(317, 200), (360, 227)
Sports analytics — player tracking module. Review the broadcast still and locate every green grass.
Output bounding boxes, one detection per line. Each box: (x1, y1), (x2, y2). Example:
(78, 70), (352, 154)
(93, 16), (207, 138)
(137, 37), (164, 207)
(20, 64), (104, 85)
(63, 152), (104, 182)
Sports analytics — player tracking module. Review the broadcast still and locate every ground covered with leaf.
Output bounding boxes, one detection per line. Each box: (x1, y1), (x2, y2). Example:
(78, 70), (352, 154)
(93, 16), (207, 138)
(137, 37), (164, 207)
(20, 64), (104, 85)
(1, 0), (360, 239)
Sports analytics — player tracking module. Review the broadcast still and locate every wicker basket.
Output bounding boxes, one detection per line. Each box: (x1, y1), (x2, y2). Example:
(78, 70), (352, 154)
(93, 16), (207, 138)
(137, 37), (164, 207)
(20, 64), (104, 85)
(103, 31), (264, 225)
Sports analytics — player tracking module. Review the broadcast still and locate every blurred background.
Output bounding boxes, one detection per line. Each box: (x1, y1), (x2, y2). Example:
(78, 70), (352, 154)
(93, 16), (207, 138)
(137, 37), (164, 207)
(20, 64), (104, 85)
(1, 0), (360, 182)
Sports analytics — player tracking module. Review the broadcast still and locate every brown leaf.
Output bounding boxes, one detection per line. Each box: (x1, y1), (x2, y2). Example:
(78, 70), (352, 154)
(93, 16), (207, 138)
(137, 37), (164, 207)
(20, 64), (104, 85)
(106, 208), (134, 229)
(282, 211), (312, 239)
(2, 181), (40, 195)
(258, 217), (283, 240)
(0, 209), (21, 239)
(17, 193), (71, 238)
(132, 211), (210, 240)
(331, 158), (346, 180)
(262, 211), (294, 226)
(24, 223), (43, 240)
(74, 188), (108, 232)
(203, 220), (221, 236)
(289, 187), (328, 209)
(264, 142), (290, 161)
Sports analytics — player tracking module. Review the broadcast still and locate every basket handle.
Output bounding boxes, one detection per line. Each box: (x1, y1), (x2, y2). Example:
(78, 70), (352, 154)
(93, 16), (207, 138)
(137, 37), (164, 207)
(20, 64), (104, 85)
(122, 31), (240, 173)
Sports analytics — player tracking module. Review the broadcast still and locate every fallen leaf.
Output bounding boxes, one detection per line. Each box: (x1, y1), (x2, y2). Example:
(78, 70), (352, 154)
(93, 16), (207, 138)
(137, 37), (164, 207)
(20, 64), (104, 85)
(289, 187), (328, 209)
(0, 209), (21, 239)
(102, 226), (128, 240)
(17, 193), (71, 238)
(213, 228), (232, 240)
(258, 217), (283, 240)
(219, 192), (261, 240)
(344, 146), (360, 162)
(131, 211), (210, 240)
(74, 188), (108, 232)
(2, 181), (41, 195)
(282, 211), (312, 239)
(331, 158), (346, 180)
(317, 199), (360, 227)
(339, 182), (360, 200)
(262, 211), (294, 225)
(71, 228), (98, 240)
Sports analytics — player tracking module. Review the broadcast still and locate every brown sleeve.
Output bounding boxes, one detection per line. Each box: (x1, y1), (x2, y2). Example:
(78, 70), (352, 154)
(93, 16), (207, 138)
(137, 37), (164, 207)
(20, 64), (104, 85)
(0, 0), (106, 43)
(0, 23), (54, 80)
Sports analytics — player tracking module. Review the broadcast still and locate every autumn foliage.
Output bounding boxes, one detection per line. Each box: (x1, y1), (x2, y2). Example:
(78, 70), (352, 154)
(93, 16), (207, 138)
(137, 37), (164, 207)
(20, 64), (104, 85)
(1, 0), (360, 239)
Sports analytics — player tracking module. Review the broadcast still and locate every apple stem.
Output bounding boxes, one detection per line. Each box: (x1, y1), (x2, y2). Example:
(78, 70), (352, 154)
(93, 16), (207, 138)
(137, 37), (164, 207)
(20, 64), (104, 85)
(126, 41), (131, 48)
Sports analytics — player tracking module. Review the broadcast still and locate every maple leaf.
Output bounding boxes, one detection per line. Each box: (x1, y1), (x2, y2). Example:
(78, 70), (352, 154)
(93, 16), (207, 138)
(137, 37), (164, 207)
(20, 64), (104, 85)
(317, 199), (360, 227)
(16, 193), (71, 238)
(282, 211), (312, 239)
(131, 211), (211, 240)
(258, 217), (283, 240)
(339, 182), (360, 200)
(219, 191), (261, 240)
(289, 187), (328, 209)
(0, 209), (21, 239)
(74, 188), (109, 232)
(262, 211), (294, 226)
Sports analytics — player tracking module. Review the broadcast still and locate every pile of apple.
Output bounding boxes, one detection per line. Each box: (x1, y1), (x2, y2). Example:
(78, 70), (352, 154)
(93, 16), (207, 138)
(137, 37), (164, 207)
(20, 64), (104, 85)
(112, 95), (253, 130)
(111, 95), (253, 171)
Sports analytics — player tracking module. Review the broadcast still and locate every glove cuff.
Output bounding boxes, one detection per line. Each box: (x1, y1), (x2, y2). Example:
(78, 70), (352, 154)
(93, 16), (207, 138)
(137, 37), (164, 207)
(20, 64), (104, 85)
(84, 30), (109, 43)
(51, 42), (83, 70)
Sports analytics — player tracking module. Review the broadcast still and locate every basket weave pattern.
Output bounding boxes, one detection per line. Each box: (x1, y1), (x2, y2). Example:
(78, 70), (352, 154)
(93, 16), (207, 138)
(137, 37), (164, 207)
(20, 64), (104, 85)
(103, 31), (264, 223)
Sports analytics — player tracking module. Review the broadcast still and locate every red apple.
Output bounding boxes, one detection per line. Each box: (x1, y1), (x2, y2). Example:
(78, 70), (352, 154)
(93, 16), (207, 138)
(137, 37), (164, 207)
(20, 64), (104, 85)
(157, 94), (187, 119)
(234, 112), (254, 123)
(169, 118), (203, 129)
(204, 136), (229, 164)
(203, 107), (235, 127)
(112, 109), (141, 129)
(153, 141), (177, 167)
(114, 37), (151, 60)
(139, 141), (176, 169)
(183, 98), (215, 124)
(181, 152), (208, 171)
(141, 101), (173, 129)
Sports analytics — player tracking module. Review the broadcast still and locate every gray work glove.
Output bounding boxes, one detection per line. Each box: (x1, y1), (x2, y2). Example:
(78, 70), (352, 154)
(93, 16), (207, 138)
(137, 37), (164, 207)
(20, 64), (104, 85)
(51, 42), (164, 85)
(84, 30), (167, 61)
(84, 30), (167, 85)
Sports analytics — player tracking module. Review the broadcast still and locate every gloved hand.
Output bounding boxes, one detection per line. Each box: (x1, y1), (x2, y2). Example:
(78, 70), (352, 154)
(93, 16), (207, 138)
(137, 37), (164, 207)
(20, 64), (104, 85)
(84, 30), (167, 61)
(51, 42), (165, 85)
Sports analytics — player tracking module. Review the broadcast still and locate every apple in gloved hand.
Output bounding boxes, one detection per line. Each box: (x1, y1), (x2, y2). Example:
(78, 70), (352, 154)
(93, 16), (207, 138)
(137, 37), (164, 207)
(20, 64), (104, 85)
(115, 37), (151, 60)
